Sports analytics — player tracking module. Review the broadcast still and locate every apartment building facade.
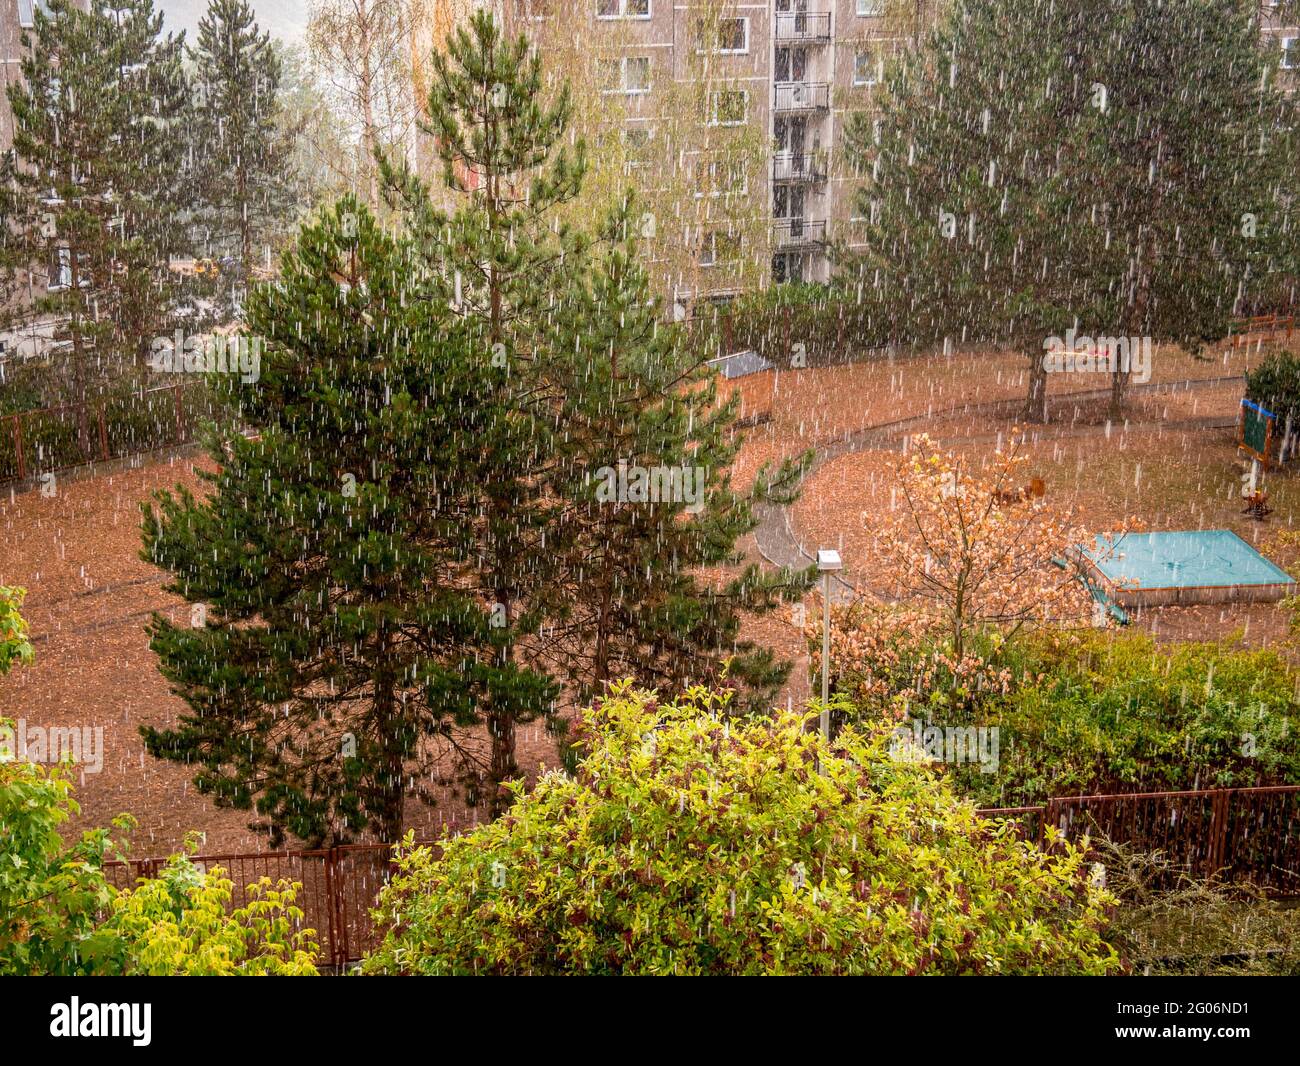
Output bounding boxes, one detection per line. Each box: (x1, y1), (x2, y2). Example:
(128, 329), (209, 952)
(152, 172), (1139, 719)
(3, 1), (95, 155)
(540, 0), (910, 302)
(512, 0), (1296, 308)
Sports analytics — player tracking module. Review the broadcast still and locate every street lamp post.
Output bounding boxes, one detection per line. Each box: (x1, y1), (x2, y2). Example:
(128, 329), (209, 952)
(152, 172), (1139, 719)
(816, 549), (842, 744)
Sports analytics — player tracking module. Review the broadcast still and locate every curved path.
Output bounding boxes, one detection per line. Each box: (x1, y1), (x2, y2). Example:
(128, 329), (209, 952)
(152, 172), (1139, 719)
(754, 375), (1244, 604)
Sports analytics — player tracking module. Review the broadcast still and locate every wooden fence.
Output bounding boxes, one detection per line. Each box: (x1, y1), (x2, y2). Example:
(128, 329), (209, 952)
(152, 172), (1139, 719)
(103, 785), (1300, 968)
(1, 383), (204, 485)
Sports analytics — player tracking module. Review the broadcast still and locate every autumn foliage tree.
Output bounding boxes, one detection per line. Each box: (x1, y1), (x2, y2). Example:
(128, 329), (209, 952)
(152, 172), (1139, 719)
(871, 433), (1097, 659)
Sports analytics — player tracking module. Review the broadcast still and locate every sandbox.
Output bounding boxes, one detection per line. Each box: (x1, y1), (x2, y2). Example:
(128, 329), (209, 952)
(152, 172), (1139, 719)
(1074, 529), (1296, 608)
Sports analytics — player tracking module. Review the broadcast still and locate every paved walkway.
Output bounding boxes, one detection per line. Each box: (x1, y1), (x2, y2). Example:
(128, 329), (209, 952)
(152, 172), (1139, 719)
(754, 375), (1243, 605)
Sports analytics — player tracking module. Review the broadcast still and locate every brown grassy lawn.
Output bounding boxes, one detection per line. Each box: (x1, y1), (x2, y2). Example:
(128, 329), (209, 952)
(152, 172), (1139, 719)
(0, 340), (1290, 853)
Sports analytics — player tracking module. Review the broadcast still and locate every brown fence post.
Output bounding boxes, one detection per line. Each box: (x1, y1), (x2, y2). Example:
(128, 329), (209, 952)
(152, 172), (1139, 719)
(323, 848), (343, 969)
(1206, 788), (1231, 880)
(10, 415), (23, 482)
(331, 847), (350, 969)
(173, 385), (184, 444)
(97, 403), (109, 461)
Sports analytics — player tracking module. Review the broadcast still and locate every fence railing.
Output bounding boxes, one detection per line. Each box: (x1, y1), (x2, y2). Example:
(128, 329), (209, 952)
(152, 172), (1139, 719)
(979, 784), (1300, 895)
(103, 841), (438, 969)
(1, 383), (204, 484)
(1227, 312), (1295, 348)
(103, 785), (1300, 967)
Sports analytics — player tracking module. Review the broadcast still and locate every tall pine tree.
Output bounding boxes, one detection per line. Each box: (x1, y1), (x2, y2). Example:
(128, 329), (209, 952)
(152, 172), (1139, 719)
(5, 0), (188, 404)
(189, 0), (291, 282)
(140, 199), (553, 845)
(381, 11), (585, 808)
(542, 196), (814, 713)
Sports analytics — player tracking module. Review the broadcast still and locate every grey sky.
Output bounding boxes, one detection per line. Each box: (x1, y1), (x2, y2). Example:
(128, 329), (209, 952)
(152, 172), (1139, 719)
(157, 0), (310, 45)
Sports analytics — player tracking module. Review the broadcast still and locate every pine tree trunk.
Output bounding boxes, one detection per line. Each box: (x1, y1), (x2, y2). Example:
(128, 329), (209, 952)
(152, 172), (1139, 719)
(1024, 347), (1049, 423)
(487, 706), (517, 817)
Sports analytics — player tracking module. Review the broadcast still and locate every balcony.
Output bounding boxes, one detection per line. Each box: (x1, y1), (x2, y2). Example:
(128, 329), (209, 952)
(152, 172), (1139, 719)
(773, 82), (829, 113)
(774, 12), (831, 43)
(773, 218), (827, 247)
(772, 153), (827, 184)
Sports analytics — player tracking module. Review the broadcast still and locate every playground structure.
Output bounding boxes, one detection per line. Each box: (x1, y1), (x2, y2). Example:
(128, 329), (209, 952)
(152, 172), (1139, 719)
(1072, 529), (1297, 609)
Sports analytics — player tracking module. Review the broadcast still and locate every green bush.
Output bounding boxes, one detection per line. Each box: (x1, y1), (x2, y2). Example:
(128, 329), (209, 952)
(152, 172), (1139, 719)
(106, 850), (319, 976)
(1245, 349), (1300, 435)
(691, 282), (886, 366)
(0, 719), (319, 975)
(362, 684), (1118, 975)
(913, 630), (1300, 807)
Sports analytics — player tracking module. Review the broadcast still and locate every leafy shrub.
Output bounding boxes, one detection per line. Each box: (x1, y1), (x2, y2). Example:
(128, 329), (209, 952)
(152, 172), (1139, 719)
(0, 721), (318, 975)
(0, 729), (132, 975)
(363, 684), (1118, 975)
(0, 587), (33, 676)
(854, 628), (1300, 808)
(106, 850), (319, 976)
(1245, 349), (1300, 437)
(690, 282), (886, 366)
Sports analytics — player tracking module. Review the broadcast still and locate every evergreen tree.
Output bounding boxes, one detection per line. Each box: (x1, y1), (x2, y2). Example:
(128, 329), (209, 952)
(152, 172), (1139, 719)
(542, 197), (814, 714)
(844, 0), (1297, 422)
(1088, 0), (1298, 415)
(4, 0), (188, 405)
(843, 0), (1106, 423)
(381, 10), (585, 809)
(189, 0), (291, 281)
(140, 200), (552, 846)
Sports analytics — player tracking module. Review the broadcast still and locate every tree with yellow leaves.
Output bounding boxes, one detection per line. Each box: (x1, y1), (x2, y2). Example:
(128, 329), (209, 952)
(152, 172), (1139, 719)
(873, 432), (1099, 659)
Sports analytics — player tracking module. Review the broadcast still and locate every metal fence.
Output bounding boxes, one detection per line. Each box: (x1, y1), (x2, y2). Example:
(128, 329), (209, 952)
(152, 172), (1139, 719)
(1, 383), (203, 484)
(979, 784), (1300, 896)
(104, 785), (1300, 968)
(103, 841), (436, 970)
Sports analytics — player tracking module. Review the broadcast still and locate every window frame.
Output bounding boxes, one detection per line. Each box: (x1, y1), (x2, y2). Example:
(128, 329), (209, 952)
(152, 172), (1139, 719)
(708, 89), (749, 127)
(715, 17), (750, 55)
(597, 0), (650, 21)
(853, 49), (881, 87)
(600, 56), (653, 96)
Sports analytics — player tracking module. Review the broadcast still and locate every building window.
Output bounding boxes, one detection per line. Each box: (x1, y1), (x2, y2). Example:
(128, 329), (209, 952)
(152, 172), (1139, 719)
(853, 50), (880, 86)
(695, 158), (748, 197)
(709, 89), (748, 126)
(622, 125), (654, 169)
(772, 252), (807, 285)
(716, 17), (749, 54)
(18, 0), (36, 27)
(856, 0), (885, 15)
(701, 231), (741, 267)
(597, 0), (649, 19)
(1283, 37), (1298, 70)
(48, 246), (72, 291)
(600, 56), (651, 95)
(514, 0), (553, 18)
